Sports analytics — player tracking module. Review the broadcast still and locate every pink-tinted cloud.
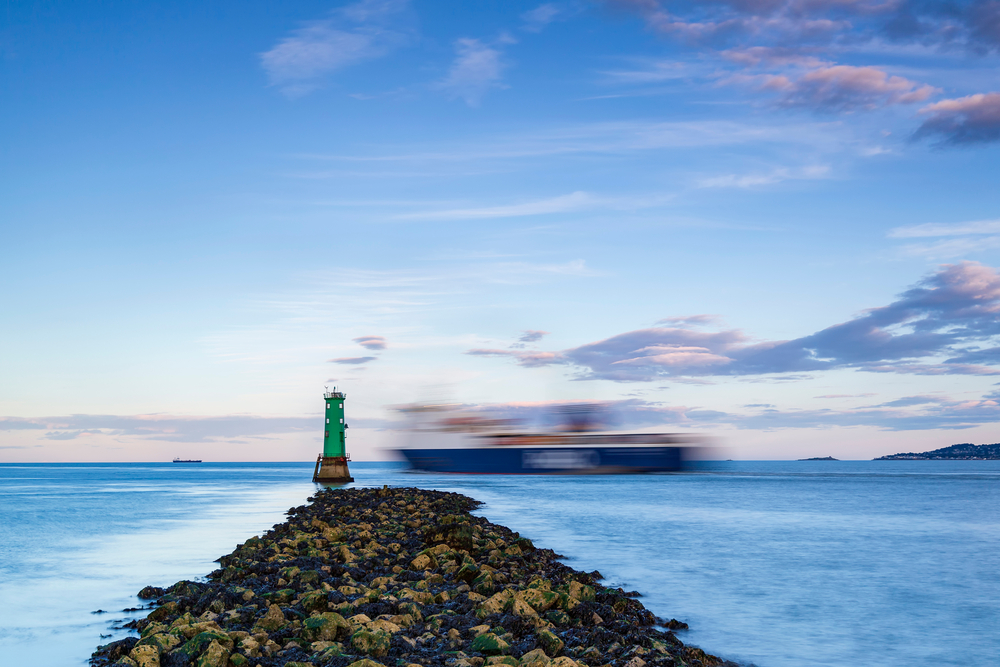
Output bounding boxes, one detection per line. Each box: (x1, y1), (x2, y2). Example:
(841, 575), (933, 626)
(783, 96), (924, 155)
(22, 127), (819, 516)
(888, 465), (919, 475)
(722, 46), (828, 67)
(353, 334), (387, 350)
(466, 349), (565, 367)
(751, 65), (936, 111)
(415, 388), (1000, 432)
(467, 262), (1000, 380)
(599, 0), (998, 52)
(914, 93), (1000, 145)
(518, 330), (551, 343)
(329, 356), (378, 365)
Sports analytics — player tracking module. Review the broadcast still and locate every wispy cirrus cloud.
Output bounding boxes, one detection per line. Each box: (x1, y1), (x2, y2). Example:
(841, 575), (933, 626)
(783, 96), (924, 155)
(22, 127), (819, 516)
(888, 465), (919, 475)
(889, 219), (1000, 238)
(0, 414), (316, 443)
(521, 4), (562, 32)
(889, 217), (1000, 258)
(468, 262), (1000, 380)
(435, 37), (509, 106)
(260, 0), (414, 96)
(697, 164), (830, 188)
(292, 119), (844, 167)
(395, 191), (593, 220)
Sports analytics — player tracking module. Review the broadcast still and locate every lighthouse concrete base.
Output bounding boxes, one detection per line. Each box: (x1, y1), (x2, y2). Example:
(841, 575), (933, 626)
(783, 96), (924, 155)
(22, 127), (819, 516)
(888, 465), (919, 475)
(313, 455), (354, 484)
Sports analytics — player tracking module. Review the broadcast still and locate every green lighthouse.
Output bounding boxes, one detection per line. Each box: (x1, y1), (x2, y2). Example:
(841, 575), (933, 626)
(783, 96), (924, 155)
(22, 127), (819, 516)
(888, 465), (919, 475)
(312, 387), (354, 483)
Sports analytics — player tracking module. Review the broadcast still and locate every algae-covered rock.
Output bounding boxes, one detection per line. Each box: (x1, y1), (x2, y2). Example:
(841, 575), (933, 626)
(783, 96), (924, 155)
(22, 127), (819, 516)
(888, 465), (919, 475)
(519, 648), (550, 666)
(346, 660), (386, 667)
(128, 644), (160, 667)
(472, 571), (496, 595)
(479, 589), (514, 616)
(550, 658), (580, 667)
(511, 597), (538, 619)
(568, 581), (595, 603)
(175, 631), (232, 662)
(368, 618), (401, 634)
(93, 487), (736, 667)
(299, 589), (328, 613)
(470, 632), (511, 655)
(146, 601), (179, 622)
(194, 639), (229, 667)
(536, 629), (564, 656)
(545, 610), (572, 626)
(488, 657), (519, 666)
(520, 588), (558, 613)
(302, 611), (351, 642)
(351, 629), (391, 657)
(114, 657), (139, 667)
(137, 586), (165, 600)
(135, 632), (180, 654)
(253, 603), (286, 631)
(456, 562), (480, 584)
(410, 552), (436, 570)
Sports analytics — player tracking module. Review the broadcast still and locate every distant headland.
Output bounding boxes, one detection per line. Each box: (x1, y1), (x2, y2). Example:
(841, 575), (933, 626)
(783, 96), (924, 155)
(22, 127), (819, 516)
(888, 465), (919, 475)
(798, 456), (838, 461)
(874, 443), (1000, 460)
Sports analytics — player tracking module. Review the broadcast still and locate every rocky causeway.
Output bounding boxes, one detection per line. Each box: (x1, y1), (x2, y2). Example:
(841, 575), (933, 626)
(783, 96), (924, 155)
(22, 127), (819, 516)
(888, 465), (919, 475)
(91, 486), (735, 667)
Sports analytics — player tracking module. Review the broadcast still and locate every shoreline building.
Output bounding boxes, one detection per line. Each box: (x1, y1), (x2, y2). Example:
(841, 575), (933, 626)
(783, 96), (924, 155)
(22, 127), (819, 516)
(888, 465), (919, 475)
(313, 388), (354, 483)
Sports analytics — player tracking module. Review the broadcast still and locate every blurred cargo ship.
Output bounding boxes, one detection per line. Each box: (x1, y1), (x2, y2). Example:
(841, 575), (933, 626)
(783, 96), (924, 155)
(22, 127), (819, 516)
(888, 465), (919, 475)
(394, 403), (700, 474)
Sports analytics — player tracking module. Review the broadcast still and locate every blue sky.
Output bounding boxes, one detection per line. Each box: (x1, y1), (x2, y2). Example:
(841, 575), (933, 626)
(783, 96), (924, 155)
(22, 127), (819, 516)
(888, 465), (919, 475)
(4, 0), (1000, 461)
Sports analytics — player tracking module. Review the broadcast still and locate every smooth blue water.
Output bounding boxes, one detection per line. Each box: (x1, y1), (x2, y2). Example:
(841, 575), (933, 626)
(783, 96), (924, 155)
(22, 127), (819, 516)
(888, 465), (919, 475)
(1, 461), (997, 667)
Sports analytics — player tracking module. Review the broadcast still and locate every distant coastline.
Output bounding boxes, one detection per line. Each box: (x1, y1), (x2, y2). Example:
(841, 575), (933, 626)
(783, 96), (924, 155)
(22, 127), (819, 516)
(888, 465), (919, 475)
(874, 443), (1000, 460)
(798, 456), (838, 461)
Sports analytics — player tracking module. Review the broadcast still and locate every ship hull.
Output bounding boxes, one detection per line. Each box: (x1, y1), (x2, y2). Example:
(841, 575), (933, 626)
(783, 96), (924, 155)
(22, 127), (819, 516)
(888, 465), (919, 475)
(398, 446), (685, 474)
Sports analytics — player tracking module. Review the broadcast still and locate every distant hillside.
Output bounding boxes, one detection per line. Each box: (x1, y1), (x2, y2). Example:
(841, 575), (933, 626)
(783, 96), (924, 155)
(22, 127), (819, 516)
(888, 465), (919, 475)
(874, 443), (1000, 460)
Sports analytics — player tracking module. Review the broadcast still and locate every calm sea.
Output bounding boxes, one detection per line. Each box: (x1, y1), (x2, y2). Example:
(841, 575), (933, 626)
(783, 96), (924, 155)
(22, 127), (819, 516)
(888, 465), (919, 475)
(0, 461), (997, 667)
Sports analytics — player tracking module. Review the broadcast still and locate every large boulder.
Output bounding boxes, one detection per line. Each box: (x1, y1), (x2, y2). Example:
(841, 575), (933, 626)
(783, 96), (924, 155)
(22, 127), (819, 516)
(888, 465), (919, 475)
(302, 612), (351, 642)
(470, 632), (510, 656)
(194, 639), (230, 667)
(567, 582), (595, 603)
(346, 660), (386, 667)
(135, 632), (180, 654)
(127, 644), (160, 667)
(351, 629), (391, 657)
(137, 586), (165, 600)
(536, 629), (564, 656)
(299, 589), (328, 613)
(253, 604), (286, 631)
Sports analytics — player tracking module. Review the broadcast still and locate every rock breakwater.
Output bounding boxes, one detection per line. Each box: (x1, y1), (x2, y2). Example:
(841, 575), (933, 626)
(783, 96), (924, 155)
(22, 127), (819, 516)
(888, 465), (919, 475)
(92, 486), (734, 667)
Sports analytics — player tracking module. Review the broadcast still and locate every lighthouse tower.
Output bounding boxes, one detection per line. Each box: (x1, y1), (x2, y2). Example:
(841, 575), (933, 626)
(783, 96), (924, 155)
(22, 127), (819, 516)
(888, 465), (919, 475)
(312, 387), (354, 483)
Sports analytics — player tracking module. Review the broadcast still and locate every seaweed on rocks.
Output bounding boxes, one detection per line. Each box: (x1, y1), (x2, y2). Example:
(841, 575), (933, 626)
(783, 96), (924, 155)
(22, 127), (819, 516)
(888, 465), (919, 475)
(92, 487), (736, 667)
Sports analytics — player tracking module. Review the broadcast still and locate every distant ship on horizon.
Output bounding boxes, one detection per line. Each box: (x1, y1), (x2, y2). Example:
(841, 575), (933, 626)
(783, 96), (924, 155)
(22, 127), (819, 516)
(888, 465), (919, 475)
(172, 457), (202, 463)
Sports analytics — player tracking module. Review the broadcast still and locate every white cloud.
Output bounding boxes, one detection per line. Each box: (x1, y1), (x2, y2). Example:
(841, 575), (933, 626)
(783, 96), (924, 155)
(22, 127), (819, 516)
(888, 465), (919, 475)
(435, 38), (507, 106)
(260, 0), (412, 95)
(888, 219), (1000, 238)
(598, 60), (691, 84)
(889, 218), (1000, 258)
(698, 164), (830, 188)
(395, 191), (593, 221)
(521, 4), (561, 32)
